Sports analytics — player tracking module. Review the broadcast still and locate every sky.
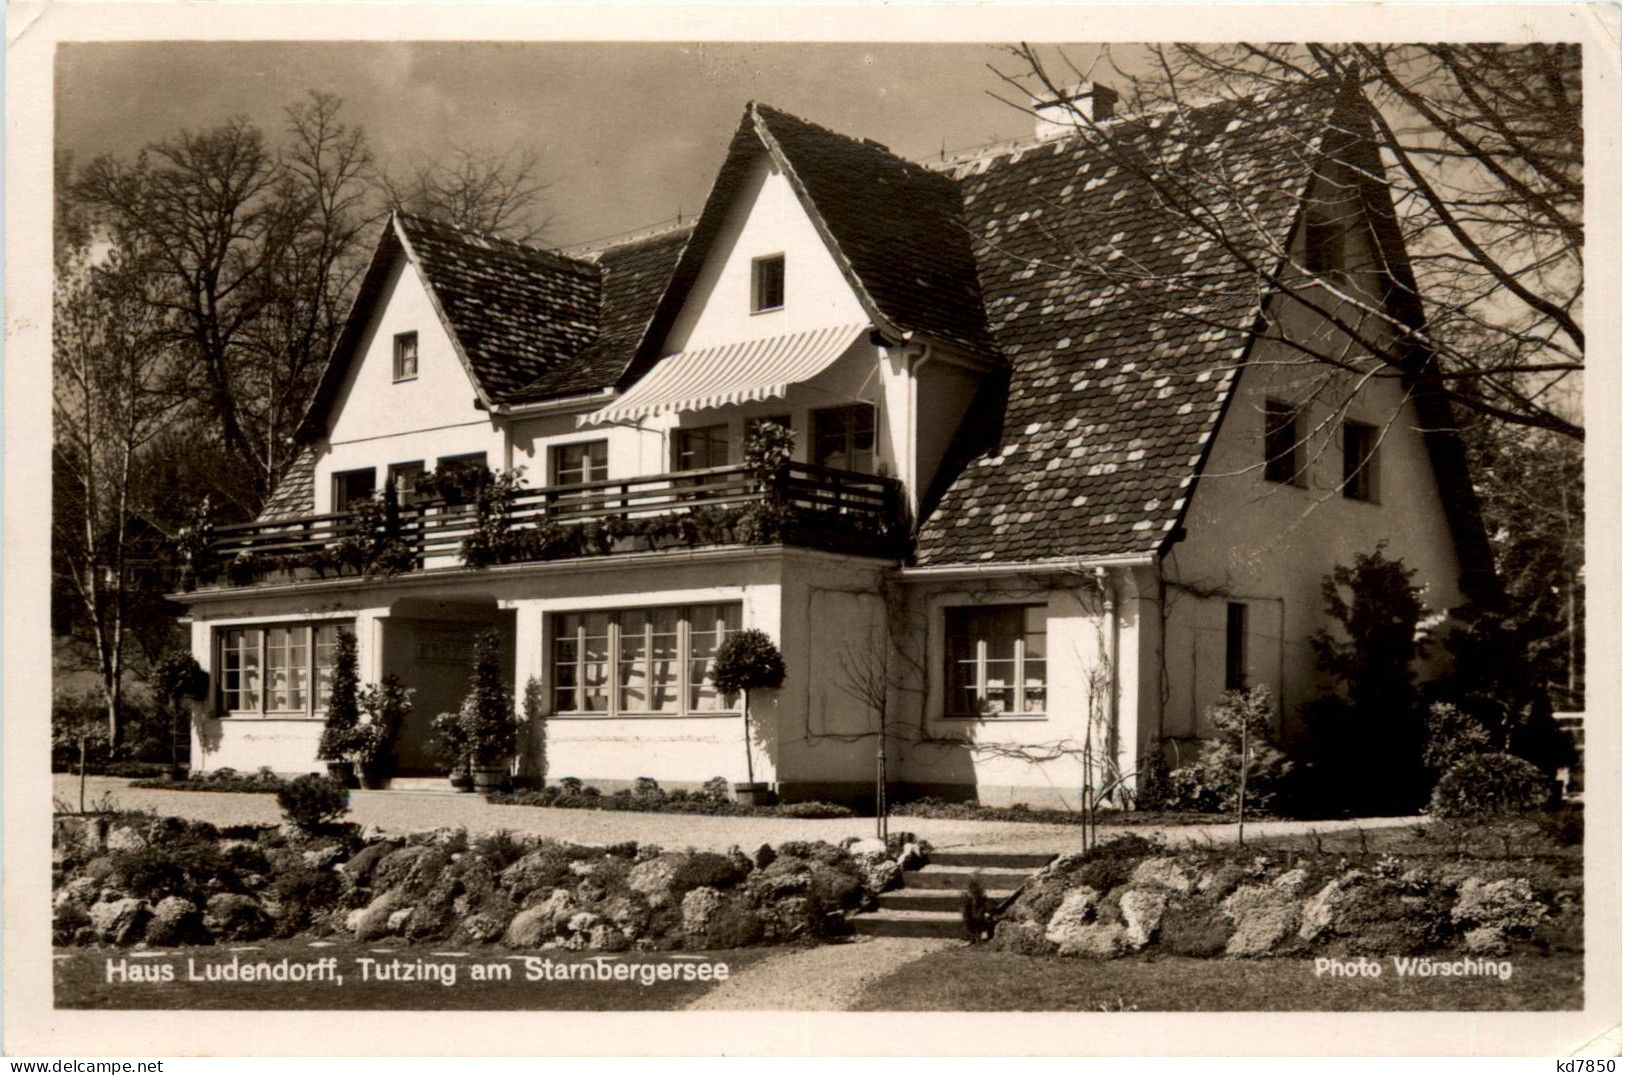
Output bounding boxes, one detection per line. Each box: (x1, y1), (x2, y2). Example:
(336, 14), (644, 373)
(56, 41), (1124, 248)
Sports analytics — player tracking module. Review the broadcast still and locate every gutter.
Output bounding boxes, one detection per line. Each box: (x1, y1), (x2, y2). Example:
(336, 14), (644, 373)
(897, 552), (1156, 582)
(490, 388), (615, 419)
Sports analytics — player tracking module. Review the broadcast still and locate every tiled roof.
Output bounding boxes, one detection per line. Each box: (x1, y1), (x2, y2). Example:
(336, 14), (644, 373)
(504, 226), (690, 405)
(914, 90), (1338, 565)
(258, 445), (316, 521)
(751, 105), (994, 355)
(395, 213), (601, 401)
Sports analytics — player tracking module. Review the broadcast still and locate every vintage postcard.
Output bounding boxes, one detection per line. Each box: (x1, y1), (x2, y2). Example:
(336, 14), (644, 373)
(6, 1), (1619, 1058)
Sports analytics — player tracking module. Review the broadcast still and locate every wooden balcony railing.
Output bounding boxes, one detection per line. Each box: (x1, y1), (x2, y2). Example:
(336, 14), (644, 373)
(204, 462), (904, 583)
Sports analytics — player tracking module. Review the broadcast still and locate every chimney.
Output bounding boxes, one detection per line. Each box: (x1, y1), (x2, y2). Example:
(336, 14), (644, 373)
(1033, 81), (1119, 140)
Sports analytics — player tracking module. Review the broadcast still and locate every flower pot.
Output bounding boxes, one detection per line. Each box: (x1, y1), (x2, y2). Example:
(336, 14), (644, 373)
(733, 782), (776, 807)
(326, 761), (359, 789)
(472, 765), (509, 793)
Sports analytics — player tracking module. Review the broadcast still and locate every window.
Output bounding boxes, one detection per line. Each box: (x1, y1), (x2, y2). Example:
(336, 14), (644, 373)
(387, 462), (426, 505)
(1263, 399), (1302, 486)
(945, 605), (1046, 717)
(1225, 602), (1248, 691)
(332, 468), (376, 513)
(393, 332), (419, 381)
(812, 404), (876, 473)
(752, 254), (784, 312)
(673, 424), (731, 472)
(550, 441), (608, 486)
(1304, 215), (1342, 275)
(219, 622), (351, 717)
(433, 452), (488, 505)
(1342, 421), (1378, 502)
(551, 604), (741, 716)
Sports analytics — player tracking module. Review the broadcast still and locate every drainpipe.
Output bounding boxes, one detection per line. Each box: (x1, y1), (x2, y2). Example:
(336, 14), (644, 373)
(1096, 566), (1120, 806)
(905, 339), (934, 520)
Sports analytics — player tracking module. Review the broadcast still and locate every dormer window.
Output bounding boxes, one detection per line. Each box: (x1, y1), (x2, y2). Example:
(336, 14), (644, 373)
(393, 331), (419, 382)
(752, 254), (785, 312)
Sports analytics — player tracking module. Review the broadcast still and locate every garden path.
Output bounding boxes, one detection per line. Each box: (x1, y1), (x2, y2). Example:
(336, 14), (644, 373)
(686, 936), (954, 1011)
(55, 776), (1420, 855)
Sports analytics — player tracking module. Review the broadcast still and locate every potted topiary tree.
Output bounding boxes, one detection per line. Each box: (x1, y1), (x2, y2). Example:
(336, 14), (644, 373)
(462, 629), (517, 793)
(711, 628), (785, 806)
(315, 630), (363, 788)
(355, 675), (413, 790)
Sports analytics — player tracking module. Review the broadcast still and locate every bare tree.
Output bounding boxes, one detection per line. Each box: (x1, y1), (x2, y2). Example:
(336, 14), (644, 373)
(376, 143), (554, 243)
(994, 43), (1582, 442)
(53, 241), (188, 743)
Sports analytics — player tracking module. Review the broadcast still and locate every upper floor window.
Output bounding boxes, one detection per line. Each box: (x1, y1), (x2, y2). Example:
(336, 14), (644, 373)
(433, 452), (488, 505)
(332, 468), (376, 513)
(1342, 420), (1379, 502)
(219, 621), (351, 717)
(1304, 215), (1343, 275)
(945, 604), (1046, 717)
(1263, 399), (1303, 486)
(551, 440), (609, 486)
(812, 403), (875, 473)
(674, 424), (731, 472)
(393, 331), (419, 382)
(388, 461), (426, 505)
(752, 254), (785, 312)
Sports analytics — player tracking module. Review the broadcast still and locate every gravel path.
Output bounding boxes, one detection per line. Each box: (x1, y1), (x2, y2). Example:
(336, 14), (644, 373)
(56, 775), (1420, 854)
(687, 937), (954, 1011)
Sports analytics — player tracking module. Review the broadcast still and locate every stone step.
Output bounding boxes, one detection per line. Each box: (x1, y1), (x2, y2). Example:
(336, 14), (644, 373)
(902, 865), (1033, 890)
(927, 850), (1057, 869)
(851, 909), (967, 939)
(877, 889), (1014, 912)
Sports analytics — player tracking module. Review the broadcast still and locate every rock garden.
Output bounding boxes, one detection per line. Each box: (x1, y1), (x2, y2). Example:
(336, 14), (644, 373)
(989, 833), (1581, 961)
(51, 805), (922, 953)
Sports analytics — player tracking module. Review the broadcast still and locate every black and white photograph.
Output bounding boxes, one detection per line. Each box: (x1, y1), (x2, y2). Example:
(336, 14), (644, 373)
(5, 1), (1618, 1059)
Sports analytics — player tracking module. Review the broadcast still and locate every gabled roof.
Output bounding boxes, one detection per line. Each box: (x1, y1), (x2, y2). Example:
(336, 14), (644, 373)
(621, 103), (994, 386)
(914, 88), (1341, 565)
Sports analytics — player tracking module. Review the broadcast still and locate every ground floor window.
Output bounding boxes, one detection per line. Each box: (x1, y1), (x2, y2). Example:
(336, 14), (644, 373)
(551, 603), (741, 716)
(945, 604), (1046, 717)
(218, 621), (352, 717)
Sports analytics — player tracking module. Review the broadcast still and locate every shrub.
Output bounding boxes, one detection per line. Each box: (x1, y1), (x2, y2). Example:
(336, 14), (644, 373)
(701, 776), (730, 803)
(1423, 701), (1494, 779)
(355, 675), (412, 779)
(276, 774), (351, 832)
(463, 630), (517, 766)
(777, 801), (854, 819)
(1160, 687), (1293, 814)
(111, 836), (225, 903)
(1430, 753), (1550, 818)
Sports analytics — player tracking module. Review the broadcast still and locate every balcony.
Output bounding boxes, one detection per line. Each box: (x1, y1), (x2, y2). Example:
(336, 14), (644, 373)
(190, 462), (906, 589)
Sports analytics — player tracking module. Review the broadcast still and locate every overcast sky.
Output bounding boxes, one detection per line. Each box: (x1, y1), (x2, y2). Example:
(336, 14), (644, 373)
(57, 41), (1125, 248)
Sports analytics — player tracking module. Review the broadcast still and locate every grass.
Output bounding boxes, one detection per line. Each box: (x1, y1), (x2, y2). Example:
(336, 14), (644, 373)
(54, 938), (771, 1010)
(851, 948), (1584, 1011)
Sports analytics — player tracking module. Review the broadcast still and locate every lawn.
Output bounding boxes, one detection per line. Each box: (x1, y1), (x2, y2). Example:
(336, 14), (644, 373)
(55, 939), (771, 1010)
(851, 948), (1584, 1011)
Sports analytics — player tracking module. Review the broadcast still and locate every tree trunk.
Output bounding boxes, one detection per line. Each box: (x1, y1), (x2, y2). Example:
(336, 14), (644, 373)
(741, 688), (755, 785)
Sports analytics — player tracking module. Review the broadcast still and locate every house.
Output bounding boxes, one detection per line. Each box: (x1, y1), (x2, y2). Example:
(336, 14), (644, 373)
(172, 80), (1493, 807)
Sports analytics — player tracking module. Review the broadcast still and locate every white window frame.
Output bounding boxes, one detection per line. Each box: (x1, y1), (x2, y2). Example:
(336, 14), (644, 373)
(550, 604), (742, 717)
(942, 604), (1047, 719)
(217, 621), (354, 719)
(751, 253), (785, 313)
(392, 331), (419, 382)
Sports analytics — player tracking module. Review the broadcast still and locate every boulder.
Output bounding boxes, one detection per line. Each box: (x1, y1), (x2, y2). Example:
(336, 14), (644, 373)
(352, 889), (408, 942)
(1300, 871), (1366, 942)
(386, 908), (413, 934)
(204, 893), (273, 942)
(1196, 864), (1247, 899)
(587, 924), (630, 952)
(460, 912), (507, 945)
(859, 859), (901, 894)
(627, 853), (685, 908)
(89, 897), (152, 945)
(567, 911), (601, 935)
(105, 822), (150, 853)
(1056, 921), (1128, 958)
(1271, 868), (1310, 895)
(1451, 877), (1546, 935)
(846, 837), (889, 859)
(756, 895), (818, 942)
(505, 904), (554, 948)
(992, 919), (1052, 956)
(1119, 888), (1168, 949)
(146, 897), (207, 947)
(1223, 884), (1300, 957)
(682, 886), (724, 935)
(1044, 886), (1100, 944)
(604, 895), (650, 939)
(301, 845), (348, 871)
(753, 844), (777, 870)
(1464, 925), (1509, 955)
(1129, 857), (1196, 895)
(896, 842), (928, 871)
(53, 901), (91, 946)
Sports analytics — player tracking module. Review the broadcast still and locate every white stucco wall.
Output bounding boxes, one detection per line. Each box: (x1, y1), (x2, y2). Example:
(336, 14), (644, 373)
(314, 253), (503, 512)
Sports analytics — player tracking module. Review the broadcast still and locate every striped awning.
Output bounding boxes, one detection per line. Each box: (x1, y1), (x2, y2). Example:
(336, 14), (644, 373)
(579, 323), (869, 427)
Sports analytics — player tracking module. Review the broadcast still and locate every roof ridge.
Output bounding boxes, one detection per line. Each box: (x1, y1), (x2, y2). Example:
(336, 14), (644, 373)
(749, 100), (949, 183)
(394, 210), (597, 275)
(566, 219), (696, 261)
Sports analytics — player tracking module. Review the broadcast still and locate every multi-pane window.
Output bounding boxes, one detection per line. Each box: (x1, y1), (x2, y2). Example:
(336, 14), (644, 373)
(1342, 421), (1378, 502)
(433, 452), (488, 506)
(550, 441), (609, 486)
(674, 425), (731, 471)
(393, 331), (419, 381)
(552, 604), (742, 716)
(219, 622), (352, 717)
(332, 468), (377, 513)
(752, 254), (785, 312)
(1263, 399), (1302, 486)
(812, 404), (876, 473)
(388, 461), (426, 505)
(945, 605), (1047, 717)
